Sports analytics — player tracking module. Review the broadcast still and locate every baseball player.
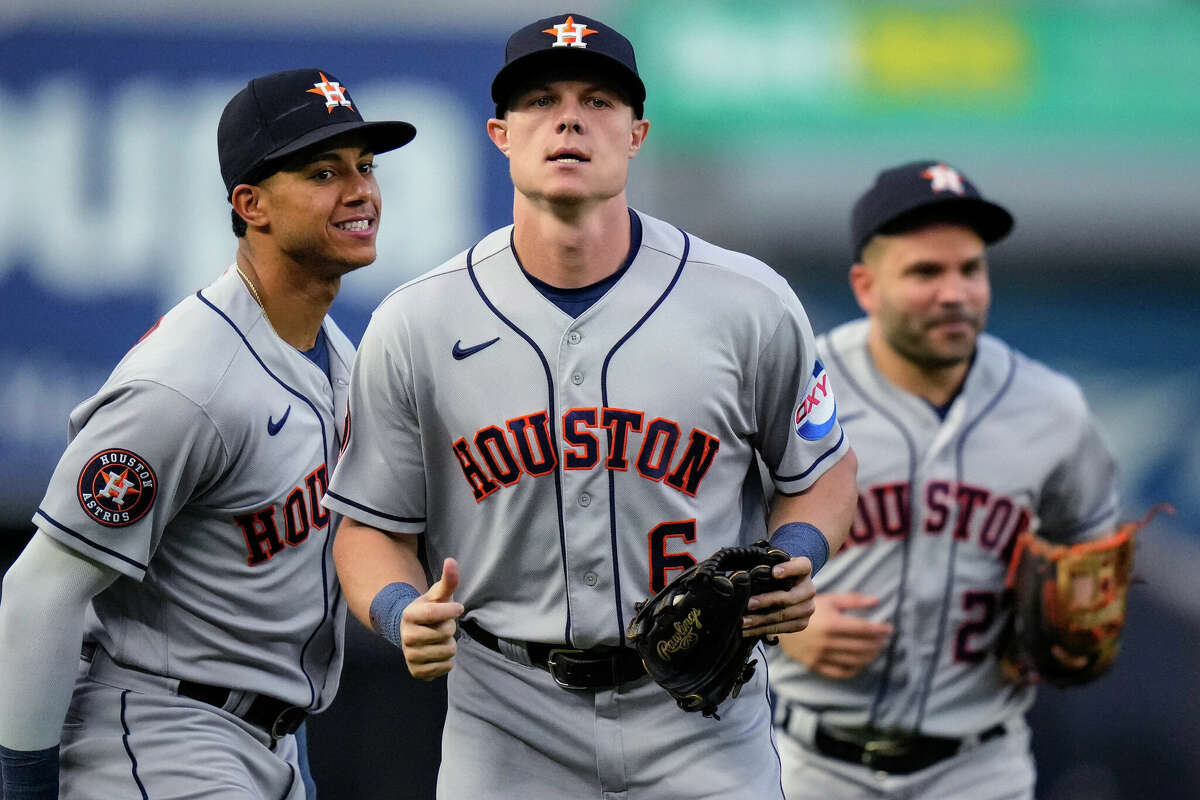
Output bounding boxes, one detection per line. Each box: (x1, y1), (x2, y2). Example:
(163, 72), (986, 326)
(321, 13), (858, 800)
(767, 161), (1120, 799)
(0, 68), (415, 799)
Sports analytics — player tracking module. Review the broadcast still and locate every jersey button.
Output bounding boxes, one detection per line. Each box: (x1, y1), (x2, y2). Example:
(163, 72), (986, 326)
(571, 372), (584, 385)
(567, 331), (582, 345)
(583, 571), (598, 587)
(578, 492), (592, 507)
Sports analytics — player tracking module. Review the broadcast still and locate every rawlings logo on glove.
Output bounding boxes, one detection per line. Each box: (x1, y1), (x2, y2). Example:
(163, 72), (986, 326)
(625, 540), (791, 719)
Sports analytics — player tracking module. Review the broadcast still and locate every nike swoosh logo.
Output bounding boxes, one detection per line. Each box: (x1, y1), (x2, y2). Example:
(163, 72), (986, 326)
(452, 337), (500, 360)
(268, 405), (292, 436)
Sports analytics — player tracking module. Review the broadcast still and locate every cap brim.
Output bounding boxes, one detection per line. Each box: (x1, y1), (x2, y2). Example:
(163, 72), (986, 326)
(491, 49), (645, 111)
(234, 120), (416, 192)
(266, 119), (415, 163)
(877, 196), (1014, 246)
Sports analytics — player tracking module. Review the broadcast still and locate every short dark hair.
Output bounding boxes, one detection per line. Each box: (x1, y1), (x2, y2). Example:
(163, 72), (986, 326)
(231, 208), (247, 238)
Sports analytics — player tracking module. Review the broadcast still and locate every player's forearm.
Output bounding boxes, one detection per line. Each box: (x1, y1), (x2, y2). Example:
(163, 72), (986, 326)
(332, 517), (427, 631)
(0, 534), (114, 751)
(0, 596), (78, 750)
(769, 448), (858, 555)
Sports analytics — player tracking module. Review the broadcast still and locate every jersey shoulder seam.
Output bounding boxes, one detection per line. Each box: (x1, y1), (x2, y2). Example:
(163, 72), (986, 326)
(108, 377), (232, 468)
(382, 261), (472, 301)
(379, 230), (511, 305)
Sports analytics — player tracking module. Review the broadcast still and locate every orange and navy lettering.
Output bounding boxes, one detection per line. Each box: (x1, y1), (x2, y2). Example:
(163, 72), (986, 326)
(453, 408), (721, 503)
(235, 464), (330, 565)
(507, 411), (556, 476)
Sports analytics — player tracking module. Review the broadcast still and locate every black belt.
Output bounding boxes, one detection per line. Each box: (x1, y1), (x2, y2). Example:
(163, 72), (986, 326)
(80, 643), (306, 742)
(461, 620), (646, 690)
(813, 722), (1007, 775)
(176, 681), (307, 741)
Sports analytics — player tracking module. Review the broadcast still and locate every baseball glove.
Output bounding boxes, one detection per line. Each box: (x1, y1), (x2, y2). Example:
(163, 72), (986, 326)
(625, 540), (792, 719)
(998, 504), (1171, 687)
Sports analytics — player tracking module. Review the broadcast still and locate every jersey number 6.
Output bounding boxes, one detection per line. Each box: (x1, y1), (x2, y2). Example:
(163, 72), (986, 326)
(648, 519), (698, 593)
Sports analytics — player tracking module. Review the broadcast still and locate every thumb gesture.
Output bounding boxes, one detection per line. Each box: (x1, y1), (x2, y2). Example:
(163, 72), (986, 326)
(426, 557), (460, 603)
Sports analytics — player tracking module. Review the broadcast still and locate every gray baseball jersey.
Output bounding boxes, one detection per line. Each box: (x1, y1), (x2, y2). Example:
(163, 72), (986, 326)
(768, 318), (1118, 791)
(324, 209), (849, 797)
(33, 266), (352, 794)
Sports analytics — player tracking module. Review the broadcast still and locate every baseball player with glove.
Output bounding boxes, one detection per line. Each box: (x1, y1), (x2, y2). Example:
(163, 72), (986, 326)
(767, 160), (1129, 799)
(0, 69), (415, 799)
(322, 13), (857, 799)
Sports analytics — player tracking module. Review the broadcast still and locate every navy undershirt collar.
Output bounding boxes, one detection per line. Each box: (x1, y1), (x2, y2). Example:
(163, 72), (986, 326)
(516, 208), (643, 318)
(924, 350), (977, 420)
(301, 326), (331, 381)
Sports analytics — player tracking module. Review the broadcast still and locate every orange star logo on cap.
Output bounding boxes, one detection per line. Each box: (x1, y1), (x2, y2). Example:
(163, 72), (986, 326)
(543, 15), (598, 48)
(306, 72), (354, 113)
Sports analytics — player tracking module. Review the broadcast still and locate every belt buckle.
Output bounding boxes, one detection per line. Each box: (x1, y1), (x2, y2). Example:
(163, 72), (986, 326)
(546, 648), (587, 690)
(270, 706), (307, 740)
(861, 738), (908, 769)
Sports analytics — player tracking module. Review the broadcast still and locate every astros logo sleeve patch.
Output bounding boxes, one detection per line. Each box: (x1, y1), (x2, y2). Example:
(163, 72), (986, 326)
(77, 448), (157, 527)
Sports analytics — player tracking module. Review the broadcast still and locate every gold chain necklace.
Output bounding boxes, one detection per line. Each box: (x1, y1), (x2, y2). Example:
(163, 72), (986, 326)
(234, 263), (267, 316)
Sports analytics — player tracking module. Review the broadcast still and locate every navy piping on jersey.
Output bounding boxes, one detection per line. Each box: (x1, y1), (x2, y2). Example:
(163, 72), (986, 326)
(761, 645), (788, 792)
(466, 241), (574, 645)
(32, 510), (149, 572)
(197, 289), (333, 711)
(914, 347), (1017, 730)
(322, 489), (425, 524)
(836, 410), (866, 426)
(771, 428), (847, 487)
(599, 223), (689, 642)
(826, 342), (919, 730)
(120, 690), (150, 800)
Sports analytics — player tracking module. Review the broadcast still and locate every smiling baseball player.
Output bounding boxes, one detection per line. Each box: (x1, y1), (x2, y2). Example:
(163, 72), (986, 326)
(767, 161), (1120, 799)
(0, 69), (415, 799)
(322, 13), (858, 800)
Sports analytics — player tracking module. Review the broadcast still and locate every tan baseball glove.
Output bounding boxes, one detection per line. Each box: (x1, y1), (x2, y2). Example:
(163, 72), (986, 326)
(998, 504), (1172, 686)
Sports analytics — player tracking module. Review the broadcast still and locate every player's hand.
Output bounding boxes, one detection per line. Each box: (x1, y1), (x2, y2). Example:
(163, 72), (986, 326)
(741, 556), (816, 638)
(777, 593), (893, 679)
(400, 558), (464, 681)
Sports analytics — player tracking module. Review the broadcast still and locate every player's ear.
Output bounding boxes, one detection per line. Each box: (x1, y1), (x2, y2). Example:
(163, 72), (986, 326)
(849, 262), (877, 314)
(486, 118), (511, 157)
(627, 118), (650, 158)
(231, 185), (268, 231)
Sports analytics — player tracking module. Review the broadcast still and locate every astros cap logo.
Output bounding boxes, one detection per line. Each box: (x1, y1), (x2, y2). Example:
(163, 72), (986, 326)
(306, 72), (354, 113)
(543, 15), (598, 48)
(922, 163), (966, 195)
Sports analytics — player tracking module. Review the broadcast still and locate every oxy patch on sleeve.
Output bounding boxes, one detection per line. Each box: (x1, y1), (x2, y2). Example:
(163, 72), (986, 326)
(794, 360), (838, 442)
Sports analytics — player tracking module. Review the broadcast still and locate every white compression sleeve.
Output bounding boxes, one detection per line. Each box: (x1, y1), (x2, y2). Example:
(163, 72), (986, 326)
(0, 533), (119, 750)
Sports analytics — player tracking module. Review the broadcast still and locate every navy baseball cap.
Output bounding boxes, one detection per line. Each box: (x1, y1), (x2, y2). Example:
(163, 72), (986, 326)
(850, 160), (1014, 261)
(491, 13), (646, 119)
(218, 68), (416, 197)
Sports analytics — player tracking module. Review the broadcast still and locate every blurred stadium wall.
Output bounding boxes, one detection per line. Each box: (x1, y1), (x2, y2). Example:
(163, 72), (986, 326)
(0, 2), (1196, 799)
